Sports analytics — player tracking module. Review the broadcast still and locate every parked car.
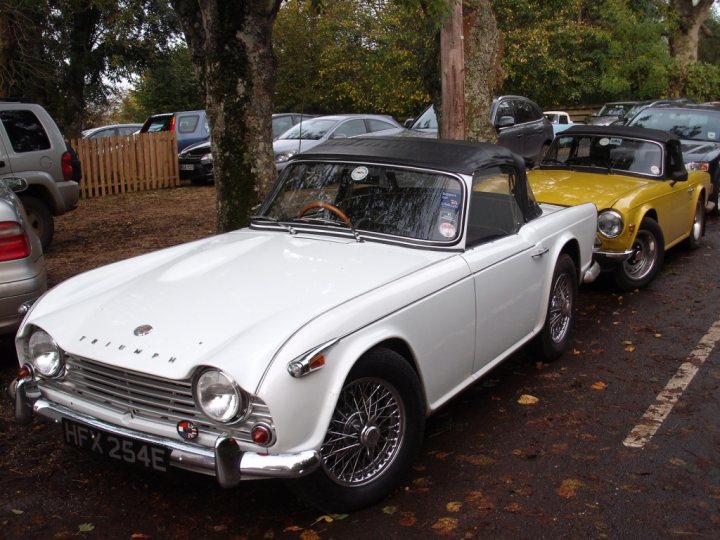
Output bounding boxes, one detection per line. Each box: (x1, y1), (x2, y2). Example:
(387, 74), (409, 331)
(178, 140), (214, 184)
(405, 96), (554, 165)
(610, 99), (695, 126)
(11, 136), (598, 513)
(0, 177), (47, 336)
(81, 123), (142, 139)
(544, 110), (574, 136)
(589, 101), (638, 125)
(273, 114), (402, 170)
(625, 103), (720, 213)
(529, 125), (710, 290)
(0, 100), (80, 248)
(179, 113), (317, 184)
(139, 110), (210, 151)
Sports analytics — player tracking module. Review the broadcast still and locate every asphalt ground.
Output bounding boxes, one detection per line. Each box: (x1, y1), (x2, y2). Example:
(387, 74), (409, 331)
(1, 213), (719, 539)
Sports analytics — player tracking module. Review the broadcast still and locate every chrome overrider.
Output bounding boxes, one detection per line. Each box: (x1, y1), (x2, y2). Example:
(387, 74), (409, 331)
(8, 374), (320, 485)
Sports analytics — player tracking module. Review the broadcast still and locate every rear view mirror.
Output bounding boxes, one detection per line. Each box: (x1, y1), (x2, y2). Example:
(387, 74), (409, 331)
(496, 116), (515, 129)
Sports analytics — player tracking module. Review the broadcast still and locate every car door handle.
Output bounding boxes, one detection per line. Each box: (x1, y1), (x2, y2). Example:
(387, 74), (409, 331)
(687, 187), (695, 193)
(531, 247), (549, 258)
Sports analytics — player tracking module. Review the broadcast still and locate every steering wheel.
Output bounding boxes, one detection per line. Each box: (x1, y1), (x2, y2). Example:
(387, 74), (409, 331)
(298, 201), (352, 226)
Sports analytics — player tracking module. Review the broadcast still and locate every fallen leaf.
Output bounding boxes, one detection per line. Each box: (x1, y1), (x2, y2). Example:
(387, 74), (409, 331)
(300, 530), (320, 540)
(591, 381), (607, 390)
(10, 509), (23, 515)
(130, 535), (151, 539)
(283, 526), (304, 533)
(572, 348), (582, 356)
(504, 502), (523, 513)
(625, 344), (636, 352)
(670, 458), (687, 467)
(434, 451), (453, 460)
(78, 523), (95, 533)
(446, 501), (462, 512)
(432, 517), (458, 536)
(458, 454), (495, 466)
(517, 394), (539, 405)
(556, 478), (584, 498)
(399, 512), (417, 526)
(212, 525), (227, 532)
(382, 506), (398, 515)
(263, 529), (275, 539)
(654, 333), (662, 338)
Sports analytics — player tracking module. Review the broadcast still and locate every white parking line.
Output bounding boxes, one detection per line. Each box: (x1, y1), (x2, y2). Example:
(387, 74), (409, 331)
(623, 319), (720, 449)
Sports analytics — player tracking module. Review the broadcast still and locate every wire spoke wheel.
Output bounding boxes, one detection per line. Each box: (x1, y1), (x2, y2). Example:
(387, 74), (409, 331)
(548, 273), (572, 344)
(623, 229), (658, 280)
(320, 377), (405, 486)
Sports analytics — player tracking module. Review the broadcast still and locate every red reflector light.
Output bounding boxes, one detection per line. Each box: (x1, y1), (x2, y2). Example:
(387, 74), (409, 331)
(61, 151), (73, 181)
(0, 221), (30, 261)
(169, 116), (176, 132)
(251, 425), (272, 446)
(18, 365), (31, 378)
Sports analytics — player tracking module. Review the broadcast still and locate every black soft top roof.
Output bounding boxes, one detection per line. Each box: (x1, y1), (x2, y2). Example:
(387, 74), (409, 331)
(292, 136), (524, 176)
(561, 124), (679, 144)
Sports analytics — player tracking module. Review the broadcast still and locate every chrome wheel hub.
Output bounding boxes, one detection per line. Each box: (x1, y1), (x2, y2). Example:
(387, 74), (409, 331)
(549, 273), (572, 344)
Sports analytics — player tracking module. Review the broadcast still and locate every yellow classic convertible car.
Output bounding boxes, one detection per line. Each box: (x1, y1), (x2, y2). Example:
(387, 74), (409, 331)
(529, 125), (711, 290)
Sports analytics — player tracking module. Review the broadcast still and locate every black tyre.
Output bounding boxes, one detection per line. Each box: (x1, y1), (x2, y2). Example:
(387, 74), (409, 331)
(528, 254), (577, 362)
(292, 348), (425, 513)
(613, 217), (664, 291)
(20, 195), (54, 249)
(685, 197), (705, 250)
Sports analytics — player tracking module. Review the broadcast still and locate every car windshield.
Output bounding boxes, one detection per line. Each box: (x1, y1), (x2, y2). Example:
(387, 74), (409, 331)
(258, 161), (464, 242)
(628, 109), (720, 142)
(540, 134), (664, 176)
(597, 103), (634, 117)
(278, 118), (339, 140)
(411, 106), (438, 130)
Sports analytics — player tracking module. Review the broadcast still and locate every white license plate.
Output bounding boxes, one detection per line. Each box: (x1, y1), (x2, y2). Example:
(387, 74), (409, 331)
(179, 164), (195, 171)
(62, 418), (169, 472)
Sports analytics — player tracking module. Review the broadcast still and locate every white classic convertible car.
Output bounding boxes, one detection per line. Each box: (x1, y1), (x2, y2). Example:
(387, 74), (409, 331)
(11, 137), (598, 512)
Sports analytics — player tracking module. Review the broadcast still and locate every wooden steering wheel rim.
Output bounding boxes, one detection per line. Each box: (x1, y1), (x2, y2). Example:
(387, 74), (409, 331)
(298, 201), (352, 226)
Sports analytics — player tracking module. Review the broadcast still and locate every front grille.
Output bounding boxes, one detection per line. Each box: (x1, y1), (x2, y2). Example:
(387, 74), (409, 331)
(43, 354), (271, 442)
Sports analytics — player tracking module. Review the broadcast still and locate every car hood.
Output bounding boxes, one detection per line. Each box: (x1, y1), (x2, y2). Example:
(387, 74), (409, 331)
(273, 138), (321, 155)
(681, 140), (720, 163)
(26, 230), (454, 383)
(529, 169), (653, 209)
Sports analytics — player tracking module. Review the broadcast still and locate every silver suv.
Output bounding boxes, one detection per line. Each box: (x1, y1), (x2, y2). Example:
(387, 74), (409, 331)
(0, 101), (80, 248)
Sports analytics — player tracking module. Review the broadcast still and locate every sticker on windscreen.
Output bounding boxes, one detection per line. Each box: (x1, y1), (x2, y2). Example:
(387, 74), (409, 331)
(351, 166), (369, 181)
(609, 138), (622, 146)
(598, 138), (610, 146)
(650, 165), (660, 175)
(439, 222), (457, 238)
(441, 191), (461, 211)
(709, 132), (717, 140)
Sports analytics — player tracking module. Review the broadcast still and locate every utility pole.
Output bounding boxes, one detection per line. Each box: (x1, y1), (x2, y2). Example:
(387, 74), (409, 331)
(440, 0), (465, 140)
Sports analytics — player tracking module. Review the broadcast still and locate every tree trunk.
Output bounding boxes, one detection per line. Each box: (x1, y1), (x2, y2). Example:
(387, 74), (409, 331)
(0, 3), (13, 97)
(462, 0), (503, 143)
(171, 0), (281, 233)
(439, 1), (464, 139)
(669, 0), (715, 65)
(62, 1), (101, 139)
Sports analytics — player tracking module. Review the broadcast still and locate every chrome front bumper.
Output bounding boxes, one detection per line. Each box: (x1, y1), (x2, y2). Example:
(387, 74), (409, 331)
(9, 377), (320, 486)
(593, 248), (634, 264)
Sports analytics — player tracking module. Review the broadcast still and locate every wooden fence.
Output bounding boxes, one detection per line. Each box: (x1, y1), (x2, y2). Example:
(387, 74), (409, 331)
(70, 132), (179, 198)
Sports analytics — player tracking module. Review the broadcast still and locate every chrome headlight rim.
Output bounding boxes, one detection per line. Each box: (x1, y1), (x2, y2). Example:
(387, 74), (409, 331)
(685, 161), (709, 172)
(192, 368), (247, 424)
(27, 327), (65, 378)
(200, 153), (213, 164)
(598, 209), (624, 239)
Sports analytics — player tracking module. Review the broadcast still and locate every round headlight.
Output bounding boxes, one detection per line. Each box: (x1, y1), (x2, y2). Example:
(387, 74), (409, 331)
(275, 151), (295, 163)
(195, 369), (243, 423)
(28, 329), (64, 377)
(598, 210), (624, 239)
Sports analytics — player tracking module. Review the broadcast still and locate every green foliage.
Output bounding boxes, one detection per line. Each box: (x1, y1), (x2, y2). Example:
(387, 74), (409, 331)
(274, 0), (435, 120)
(496, 0), (675, 107)
(131, 45), (204, 119)
(683, 62), (720, 101)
